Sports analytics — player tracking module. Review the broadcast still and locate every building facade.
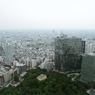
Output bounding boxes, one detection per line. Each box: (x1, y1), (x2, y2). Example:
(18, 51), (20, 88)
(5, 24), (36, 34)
(5, 43), (13, 65)
(81, 53), (95, 83)
(55, 35), (85, 71)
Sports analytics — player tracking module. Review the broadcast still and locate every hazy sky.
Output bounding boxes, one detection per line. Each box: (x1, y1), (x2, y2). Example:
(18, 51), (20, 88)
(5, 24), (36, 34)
(0, 0), (95, 30)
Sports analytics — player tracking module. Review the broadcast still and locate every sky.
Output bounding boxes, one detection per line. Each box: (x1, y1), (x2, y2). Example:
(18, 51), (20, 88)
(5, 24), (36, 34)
(0, 0), (95, 30)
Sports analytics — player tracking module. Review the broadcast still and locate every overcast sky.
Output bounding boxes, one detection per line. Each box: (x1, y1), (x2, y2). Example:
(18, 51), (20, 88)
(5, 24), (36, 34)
(0, 0), (95, 30)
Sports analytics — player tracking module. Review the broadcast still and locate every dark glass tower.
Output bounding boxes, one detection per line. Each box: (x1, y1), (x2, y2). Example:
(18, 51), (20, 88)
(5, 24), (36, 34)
(55, 35), (85, 71)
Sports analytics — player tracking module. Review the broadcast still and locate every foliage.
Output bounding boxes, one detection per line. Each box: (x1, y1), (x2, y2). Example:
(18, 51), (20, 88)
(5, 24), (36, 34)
(92, 82), (95, 89)
(0, 68), (89, 95)
(14, 74), (19, 82)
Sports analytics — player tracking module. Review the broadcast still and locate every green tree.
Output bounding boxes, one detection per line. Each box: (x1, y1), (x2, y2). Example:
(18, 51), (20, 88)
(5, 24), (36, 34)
(92, 82), (95, 89)
(14, 74), (19, 82)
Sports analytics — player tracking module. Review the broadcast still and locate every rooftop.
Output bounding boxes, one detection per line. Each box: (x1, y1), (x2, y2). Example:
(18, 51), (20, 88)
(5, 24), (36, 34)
(37, 74), (47, 81)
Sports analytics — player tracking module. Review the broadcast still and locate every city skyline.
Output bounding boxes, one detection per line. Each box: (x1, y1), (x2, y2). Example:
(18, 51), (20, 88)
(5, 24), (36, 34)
(0, 1), (95, 94)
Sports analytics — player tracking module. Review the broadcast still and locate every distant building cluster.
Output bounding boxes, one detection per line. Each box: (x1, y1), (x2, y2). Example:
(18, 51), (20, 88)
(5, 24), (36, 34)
(0, 31), (55, 86)
(0, 62), (27, 85)
(0, 30), (95, 85)
(54, 33), (95, 83)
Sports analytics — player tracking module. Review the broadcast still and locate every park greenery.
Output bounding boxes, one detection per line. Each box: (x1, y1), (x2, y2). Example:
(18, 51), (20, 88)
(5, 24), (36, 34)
(0, 67), (89, 95)
(14, 74), (19, 82)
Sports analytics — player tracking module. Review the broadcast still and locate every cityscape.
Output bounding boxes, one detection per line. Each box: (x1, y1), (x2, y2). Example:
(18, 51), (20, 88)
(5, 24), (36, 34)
(0, 30), (95, 95)
(0, 0), (95, 95)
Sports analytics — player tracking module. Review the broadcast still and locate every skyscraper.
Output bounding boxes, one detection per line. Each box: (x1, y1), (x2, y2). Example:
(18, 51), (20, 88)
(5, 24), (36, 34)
(5, 43), (13, 65)
(54, 35), (85, 71)
(81, 53), (95, 83)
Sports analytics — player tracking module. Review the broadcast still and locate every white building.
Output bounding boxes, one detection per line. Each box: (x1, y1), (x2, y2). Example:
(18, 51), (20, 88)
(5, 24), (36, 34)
(32, 59), (37, 68)
(44, 62), (53, 71)
(0, 56), (3, 62)
(39, 62), (53, 71)
(39, 62), (45, 69)
(26, 58), (30, 66)
(86, 43), (95, 53)
(2, 71), (11, 83)
(5, 43), (13, 65)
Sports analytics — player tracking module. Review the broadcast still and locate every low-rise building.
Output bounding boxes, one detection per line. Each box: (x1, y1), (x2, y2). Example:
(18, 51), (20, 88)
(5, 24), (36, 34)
(37, 74), (47, 81)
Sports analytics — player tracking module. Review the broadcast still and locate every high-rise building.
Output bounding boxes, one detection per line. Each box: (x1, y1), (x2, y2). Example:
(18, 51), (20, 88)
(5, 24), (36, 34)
(80, 53), (95, 83)
(86, 43), (95, 53)
(55, 35), (85, 71)
(0, 46), (4, 56)
(5, 43), (13, 65)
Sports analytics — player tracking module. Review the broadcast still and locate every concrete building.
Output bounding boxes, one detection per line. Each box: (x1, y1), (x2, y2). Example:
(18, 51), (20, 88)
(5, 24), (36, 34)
(44, 62), (53, 71)
(81, 53), (95, 83)
(39, 62), (45, 69)
(5, 43), (13, 65)
(25, 57), (30, 67)
(36, 57), (41, 65)
(55, 35), (85, 71)
(0, 56), (3, 62)
(20, 72), (27, 78)
(2, 71), (11, 83)
(86, 43), (95, 53)
(0, 73), (4, 85)
(39, 61), (53, 71)
(37, 74), (47, 81)
(32, 59), (37, 68)
(9, 69), (14, 79)
(16, 63), (27, 73)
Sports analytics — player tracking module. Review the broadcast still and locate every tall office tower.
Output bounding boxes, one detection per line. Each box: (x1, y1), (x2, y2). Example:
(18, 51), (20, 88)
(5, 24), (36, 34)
(5, 43), (13, 65)
(80, 53), (95, 83)
(55, 35), (85, 71)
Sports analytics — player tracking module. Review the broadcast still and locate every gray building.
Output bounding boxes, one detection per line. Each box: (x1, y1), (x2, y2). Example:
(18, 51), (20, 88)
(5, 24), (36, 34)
(80, 53), (95, 83)
(44, 62), (53, 71)
(55, 35), (85, 71)
(5, 43), (13, 65)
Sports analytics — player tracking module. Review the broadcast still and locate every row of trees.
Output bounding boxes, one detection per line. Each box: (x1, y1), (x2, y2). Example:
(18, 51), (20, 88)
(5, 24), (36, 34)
(0, 67), (89, 95)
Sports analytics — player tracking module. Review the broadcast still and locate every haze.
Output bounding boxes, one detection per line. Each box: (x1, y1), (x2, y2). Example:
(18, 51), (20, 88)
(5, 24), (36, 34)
(0, 0), (95, 30)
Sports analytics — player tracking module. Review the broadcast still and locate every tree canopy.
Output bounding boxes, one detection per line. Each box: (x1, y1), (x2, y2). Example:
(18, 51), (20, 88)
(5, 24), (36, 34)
(0, 68), (89, 95)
